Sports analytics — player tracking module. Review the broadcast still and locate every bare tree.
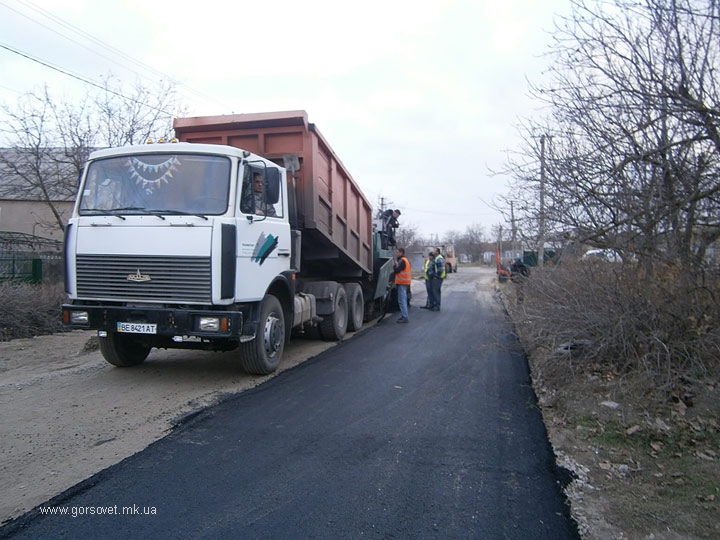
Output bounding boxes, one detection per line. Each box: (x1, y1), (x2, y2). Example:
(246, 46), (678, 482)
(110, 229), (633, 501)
(502, 0), (720, 270)
(395, 222), (420, 251)
(93, 76), (186, 146)
(458, 223), (487, 262)
(0, 87), (78, 233)
(0, 78), (186, 234)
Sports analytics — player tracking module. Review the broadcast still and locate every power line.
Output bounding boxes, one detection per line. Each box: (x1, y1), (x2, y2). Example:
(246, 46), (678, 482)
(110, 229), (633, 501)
(19, 0), (232, 110)
(0, 83), (22, 95)
(398, 204), (497, 217)
(0, 41), (175, 117)
(0, 0), (233, 112)
(2, 0), (167, 84)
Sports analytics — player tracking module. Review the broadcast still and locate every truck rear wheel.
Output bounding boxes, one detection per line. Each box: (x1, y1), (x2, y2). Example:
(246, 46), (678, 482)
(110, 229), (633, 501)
(239, 294), (285, 375)
(344, 283), (364, 332)
(319, 283), (348, 341)
(99, 332), (151, 367)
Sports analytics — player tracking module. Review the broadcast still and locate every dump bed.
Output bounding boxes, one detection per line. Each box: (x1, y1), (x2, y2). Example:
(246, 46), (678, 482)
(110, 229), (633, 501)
(173, 111), (373, 276)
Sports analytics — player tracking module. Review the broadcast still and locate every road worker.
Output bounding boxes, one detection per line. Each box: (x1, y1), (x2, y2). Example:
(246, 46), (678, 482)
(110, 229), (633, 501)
(393, 247), (412, 323)
(428, 247), (446, 311)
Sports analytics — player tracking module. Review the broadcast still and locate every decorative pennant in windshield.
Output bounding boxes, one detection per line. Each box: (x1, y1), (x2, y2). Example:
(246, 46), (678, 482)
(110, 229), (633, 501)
(127, 156), (180, 193)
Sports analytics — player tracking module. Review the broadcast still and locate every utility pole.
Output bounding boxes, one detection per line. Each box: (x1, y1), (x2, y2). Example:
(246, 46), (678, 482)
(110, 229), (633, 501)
(497, 225), (504, 264)
(538, 135), (548, 268)
(510, 200), (517, 259)
(378, 196), (387, 216)
(377, 196), (395, 218)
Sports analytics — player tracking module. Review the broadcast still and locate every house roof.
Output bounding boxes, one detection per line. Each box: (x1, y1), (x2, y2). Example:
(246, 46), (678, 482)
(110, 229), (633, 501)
(0, 231), (62, 251)
(0, 148), (81, 202)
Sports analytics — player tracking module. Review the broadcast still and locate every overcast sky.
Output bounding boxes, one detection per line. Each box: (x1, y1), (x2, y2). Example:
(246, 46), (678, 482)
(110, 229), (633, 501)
(0, 0), (570, 240)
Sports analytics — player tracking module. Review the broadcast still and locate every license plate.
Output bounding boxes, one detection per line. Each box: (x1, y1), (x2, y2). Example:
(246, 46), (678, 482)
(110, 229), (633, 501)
(117, 322), (157, 334)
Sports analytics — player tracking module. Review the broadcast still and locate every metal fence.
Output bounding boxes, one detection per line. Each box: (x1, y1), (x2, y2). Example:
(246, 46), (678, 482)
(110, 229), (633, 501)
(0, 253), (42, 283)
(0, 232), (63, 284)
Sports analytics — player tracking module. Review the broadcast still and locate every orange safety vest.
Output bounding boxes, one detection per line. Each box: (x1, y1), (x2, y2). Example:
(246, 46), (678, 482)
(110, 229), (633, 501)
(394, 257), (412, 286)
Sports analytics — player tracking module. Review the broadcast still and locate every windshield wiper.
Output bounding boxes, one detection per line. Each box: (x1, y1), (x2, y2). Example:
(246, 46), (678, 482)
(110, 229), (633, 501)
(149, 209), (209, 221)
(111, 206), (147, 212)
(79, 207), (148, 220)
(80, 207), (208, 221)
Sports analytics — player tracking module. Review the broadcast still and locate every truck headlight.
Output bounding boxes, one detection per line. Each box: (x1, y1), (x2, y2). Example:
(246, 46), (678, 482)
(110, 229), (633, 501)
(69, 311), (89, 324)
(199, 317), (220, 331)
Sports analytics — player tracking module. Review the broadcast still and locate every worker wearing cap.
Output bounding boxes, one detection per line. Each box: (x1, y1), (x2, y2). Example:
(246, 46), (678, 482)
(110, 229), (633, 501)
(428, 247), (446, 311)
(380, 208), (401, 248)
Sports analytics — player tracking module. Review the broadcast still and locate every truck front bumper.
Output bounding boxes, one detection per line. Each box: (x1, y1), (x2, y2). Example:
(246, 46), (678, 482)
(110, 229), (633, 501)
(61, 304), (243, 340)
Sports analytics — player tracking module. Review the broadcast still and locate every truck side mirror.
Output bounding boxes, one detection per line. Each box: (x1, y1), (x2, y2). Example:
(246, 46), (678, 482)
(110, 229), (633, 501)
(265, 168), (281, 204)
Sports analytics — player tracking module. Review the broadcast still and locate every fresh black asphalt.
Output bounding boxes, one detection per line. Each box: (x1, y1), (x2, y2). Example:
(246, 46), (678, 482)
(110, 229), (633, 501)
(1, 269), (580, 539)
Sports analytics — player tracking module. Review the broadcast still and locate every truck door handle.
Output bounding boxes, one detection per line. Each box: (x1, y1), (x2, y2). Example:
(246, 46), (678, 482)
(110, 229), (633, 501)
(278, 251), (290, 257)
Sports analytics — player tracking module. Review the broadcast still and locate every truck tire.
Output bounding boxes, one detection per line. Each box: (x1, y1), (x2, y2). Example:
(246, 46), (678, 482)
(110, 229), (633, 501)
(239, 294), (285, 375)
(99, 332), (151, 367)
(344, 283), (364, 332)
(318, 283), (348, 341)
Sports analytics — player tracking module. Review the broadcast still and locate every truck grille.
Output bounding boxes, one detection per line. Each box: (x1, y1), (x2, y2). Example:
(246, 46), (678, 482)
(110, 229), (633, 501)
(76, 255), (212, 303)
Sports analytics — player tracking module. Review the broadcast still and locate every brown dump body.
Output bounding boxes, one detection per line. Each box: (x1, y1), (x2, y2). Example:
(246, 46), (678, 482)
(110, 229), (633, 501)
(173, 111), (373, 277)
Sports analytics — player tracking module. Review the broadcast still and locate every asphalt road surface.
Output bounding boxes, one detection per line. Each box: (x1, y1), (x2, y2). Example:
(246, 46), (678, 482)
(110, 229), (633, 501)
(1, 267), (579, 539)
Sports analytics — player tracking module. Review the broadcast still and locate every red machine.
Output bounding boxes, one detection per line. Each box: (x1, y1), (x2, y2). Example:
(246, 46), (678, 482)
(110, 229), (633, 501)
(496, 249), (511, 283)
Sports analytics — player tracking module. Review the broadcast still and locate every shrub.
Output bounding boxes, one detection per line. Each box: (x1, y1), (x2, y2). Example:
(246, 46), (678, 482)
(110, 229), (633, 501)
(0, 281), (67, 341)
(504, 260), (720, 382)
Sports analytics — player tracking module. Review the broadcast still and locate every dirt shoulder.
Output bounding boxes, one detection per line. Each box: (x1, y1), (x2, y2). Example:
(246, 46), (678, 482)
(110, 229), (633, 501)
(536, 371), (719, 540)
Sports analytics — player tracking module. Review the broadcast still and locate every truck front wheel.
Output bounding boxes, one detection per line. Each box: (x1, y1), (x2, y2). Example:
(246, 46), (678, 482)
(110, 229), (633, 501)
(239, 294), (285, 375)
(99, 332), (151, 367)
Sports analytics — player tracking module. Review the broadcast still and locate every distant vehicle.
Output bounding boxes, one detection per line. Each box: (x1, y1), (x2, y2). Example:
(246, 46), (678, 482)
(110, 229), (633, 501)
(443, 244), (458, 273)
(582, 249), (623, 263)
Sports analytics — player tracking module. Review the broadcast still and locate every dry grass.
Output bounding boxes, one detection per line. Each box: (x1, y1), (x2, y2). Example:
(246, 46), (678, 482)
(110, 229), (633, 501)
(0, 281), (67, 341)
(506, 260), (720, 395)
(500, 261), (720, 539)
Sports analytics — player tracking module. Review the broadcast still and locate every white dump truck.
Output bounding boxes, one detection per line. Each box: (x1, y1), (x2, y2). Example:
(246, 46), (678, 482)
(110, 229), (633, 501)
(62, 111), (395, 374)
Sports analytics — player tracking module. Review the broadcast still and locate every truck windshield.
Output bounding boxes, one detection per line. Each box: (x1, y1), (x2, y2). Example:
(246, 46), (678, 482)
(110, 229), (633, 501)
(79, 153), (231, 216)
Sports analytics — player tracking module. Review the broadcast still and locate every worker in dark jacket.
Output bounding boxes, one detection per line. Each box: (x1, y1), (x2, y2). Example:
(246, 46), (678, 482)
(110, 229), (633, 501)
(428, 247), (446, 311)
(380, 209), (401, 248)
(510, 257), (530, 282)
(510, 257), (530, 303)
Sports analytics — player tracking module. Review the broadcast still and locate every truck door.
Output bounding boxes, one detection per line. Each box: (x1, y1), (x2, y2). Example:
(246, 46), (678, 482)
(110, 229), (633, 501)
(235, 165), (291, 301)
